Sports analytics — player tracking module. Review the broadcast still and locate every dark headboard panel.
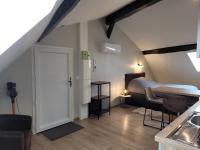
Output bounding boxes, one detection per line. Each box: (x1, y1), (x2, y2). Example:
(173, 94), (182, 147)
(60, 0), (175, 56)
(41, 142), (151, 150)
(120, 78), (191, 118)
(125, 72), (145, 89)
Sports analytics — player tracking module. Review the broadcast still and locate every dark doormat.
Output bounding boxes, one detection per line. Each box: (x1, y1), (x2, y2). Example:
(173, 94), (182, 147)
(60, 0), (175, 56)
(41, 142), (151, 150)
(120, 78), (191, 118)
(42, 122), (83, 140)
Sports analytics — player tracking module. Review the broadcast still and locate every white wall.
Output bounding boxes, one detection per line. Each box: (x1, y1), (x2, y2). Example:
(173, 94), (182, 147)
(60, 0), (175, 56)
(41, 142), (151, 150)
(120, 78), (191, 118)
(0, 50), (33, 115)
(117, 0), (198, 50)
(145, 50), (200, 88)
(89, 20), (153, 106)
(116, 0), (199, 88)
(0, 19), (153, 117)
(0, 0), (63, 115)
(0, 24), (80, 118)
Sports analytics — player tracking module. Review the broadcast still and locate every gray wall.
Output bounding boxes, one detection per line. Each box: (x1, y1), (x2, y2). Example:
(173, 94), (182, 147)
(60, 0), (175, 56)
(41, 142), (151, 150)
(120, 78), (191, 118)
(0, 24), (80, 117)
(88, 20), (153, 106)
(117, 0), (199, 89)
(0, 50), (33, 115)
(0, 19), (153, 116)
(145, 50), (200, 88)
(40, 20), (153, 110)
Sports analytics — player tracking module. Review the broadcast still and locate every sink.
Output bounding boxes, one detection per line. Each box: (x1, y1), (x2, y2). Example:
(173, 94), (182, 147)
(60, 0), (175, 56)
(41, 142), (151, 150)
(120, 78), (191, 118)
(170, 113), (200, 147)
(190, 115), (200, 126)
(172, 123), (199, 144)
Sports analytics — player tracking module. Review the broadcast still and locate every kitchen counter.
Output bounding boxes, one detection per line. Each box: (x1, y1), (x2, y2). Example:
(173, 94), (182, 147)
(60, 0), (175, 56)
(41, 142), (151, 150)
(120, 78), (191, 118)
(155, 100), (200, 150)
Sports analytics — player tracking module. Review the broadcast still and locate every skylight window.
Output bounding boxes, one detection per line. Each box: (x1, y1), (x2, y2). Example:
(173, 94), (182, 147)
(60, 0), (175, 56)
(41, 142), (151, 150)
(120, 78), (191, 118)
(0, 0), (57, 55)
(187, 52), (200, 72)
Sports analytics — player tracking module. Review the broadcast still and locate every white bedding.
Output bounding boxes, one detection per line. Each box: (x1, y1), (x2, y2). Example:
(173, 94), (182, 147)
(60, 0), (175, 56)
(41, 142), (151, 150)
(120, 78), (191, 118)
(127, 77), (198, 94)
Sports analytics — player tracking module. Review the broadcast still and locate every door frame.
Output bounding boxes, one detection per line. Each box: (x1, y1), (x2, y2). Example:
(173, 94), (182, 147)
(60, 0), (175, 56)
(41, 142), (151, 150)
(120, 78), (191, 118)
(32, 44), (74, 133)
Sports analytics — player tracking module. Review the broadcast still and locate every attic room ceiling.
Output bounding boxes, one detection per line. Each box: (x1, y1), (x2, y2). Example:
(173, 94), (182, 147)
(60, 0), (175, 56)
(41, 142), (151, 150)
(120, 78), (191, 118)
(117, 0), (199, 51)
(59, 0), (133, 26)
(59, 0), (199, 52)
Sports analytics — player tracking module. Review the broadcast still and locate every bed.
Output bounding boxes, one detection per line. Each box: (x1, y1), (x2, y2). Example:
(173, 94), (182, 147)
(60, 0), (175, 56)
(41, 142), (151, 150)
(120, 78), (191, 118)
(125, 72), (199, 107)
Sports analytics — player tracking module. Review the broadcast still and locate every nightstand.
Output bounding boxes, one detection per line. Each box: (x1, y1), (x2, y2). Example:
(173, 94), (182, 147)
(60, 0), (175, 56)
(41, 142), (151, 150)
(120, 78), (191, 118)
(119, 95), (131, 106)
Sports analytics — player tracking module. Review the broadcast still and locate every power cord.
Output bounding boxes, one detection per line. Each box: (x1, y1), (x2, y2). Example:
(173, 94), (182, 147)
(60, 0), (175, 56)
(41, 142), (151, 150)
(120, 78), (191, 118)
(15, 97), (21, 114)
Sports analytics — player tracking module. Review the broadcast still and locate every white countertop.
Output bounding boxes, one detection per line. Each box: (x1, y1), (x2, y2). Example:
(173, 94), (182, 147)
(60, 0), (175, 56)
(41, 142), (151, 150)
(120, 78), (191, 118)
(155, 100), (200, 150)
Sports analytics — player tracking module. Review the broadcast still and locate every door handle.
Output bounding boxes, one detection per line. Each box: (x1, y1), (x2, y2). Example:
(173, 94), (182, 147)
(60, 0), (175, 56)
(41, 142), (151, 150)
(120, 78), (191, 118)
(68, 77), (72, 87)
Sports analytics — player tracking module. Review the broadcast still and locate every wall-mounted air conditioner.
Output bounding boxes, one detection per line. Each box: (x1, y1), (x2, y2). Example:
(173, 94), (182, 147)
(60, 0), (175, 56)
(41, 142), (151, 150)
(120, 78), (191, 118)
(101, 42), (121, 54)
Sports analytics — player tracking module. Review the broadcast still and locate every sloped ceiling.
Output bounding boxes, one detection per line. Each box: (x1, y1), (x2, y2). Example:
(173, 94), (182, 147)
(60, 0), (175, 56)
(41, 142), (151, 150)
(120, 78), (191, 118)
(59, 0), (133, 26)
(117, 0), (200, 87)
(0, 0), (63, 73)
(117, 0), (199, 51)
(145, 51), (200, 87)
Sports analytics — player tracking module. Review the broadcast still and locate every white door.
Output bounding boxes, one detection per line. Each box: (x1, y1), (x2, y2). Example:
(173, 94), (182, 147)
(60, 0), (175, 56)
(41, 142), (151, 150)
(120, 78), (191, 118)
(34, 45), (74, 133)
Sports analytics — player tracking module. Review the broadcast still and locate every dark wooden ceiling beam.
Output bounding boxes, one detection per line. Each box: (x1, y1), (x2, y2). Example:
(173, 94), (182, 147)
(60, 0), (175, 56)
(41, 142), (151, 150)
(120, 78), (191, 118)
(106, 0), (162, 25)
(142, 44), (197, 55)
(105, 0), (162, 38)
(38, 0), (80, 42)
(106, 22), (115, 39)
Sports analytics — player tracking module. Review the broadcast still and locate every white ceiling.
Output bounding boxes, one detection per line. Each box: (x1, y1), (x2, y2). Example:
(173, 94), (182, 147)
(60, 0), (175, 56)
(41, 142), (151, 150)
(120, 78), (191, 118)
(117, 0), (199, 51)
(60, 0), (199, 51)
(59, 0), (133, 26)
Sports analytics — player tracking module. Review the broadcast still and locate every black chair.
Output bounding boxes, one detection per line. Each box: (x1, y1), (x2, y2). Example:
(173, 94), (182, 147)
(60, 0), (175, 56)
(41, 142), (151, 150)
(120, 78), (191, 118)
(0, 115), (32, 150)
(143, 87), (169, 130)
(163, 95), (188, 121)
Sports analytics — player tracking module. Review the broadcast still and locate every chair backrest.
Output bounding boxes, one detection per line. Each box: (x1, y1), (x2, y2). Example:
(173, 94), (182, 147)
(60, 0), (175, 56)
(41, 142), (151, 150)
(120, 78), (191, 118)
(0, 115), (32, 131)
(144, 87), (157, 101)
(163, 96), (188, 114)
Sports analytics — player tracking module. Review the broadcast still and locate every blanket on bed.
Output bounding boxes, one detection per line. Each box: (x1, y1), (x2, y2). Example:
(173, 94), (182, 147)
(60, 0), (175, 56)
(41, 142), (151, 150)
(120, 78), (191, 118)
(128, 77), (198, 95)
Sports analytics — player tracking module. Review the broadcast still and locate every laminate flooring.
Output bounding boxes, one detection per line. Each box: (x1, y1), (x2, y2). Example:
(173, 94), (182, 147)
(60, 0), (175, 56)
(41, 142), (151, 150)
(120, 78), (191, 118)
(31, 106), (159, 150)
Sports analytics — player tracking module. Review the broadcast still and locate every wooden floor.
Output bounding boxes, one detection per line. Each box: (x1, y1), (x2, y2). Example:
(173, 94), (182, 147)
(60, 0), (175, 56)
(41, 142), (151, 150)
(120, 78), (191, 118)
(31, 106), (159, 150)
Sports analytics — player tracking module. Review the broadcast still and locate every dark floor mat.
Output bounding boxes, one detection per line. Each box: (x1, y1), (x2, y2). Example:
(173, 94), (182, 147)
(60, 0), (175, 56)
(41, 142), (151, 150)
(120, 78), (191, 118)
(42, 122), (83, 140)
